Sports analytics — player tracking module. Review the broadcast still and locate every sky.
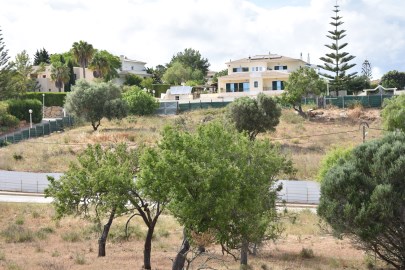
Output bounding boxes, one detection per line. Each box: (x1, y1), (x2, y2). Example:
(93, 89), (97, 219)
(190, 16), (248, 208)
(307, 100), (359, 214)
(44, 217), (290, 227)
(1, 0), (405, 80)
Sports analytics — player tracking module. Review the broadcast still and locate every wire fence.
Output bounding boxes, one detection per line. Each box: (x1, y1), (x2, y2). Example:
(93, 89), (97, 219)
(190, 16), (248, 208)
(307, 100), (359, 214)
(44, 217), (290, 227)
(0, 116), (74, 147)
(0, 170), (320, 204)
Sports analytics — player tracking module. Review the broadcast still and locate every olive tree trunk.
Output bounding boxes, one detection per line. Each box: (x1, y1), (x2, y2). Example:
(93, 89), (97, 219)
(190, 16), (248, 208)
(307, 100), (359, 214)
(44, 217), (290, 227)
(98, 208), (116, 257)
(172, 230), (190, 270)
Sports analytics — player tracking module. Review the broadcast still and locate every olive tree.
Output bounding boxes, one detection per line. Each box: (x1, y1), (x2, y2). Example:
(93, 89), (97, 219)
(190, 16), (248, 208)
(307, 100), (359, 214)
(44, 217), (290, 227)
(226, 93), (281, 140)
(139, 121), (293, 270)
(282, 67), (325, 117)
(45, 143), (166, 270)
(45, 144), (138, 257)
(318, 132), (405, 269)
(381, 94), (405, 132)
(123, 85), (159, 115)
(65, 80), (127, 130)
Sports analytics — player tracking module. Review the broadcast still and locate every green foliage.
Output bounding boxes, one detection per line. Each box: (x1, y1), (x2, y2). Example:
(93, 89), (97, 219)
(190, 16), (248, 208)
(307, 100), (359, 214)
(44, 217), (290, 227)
(319, 4), (357, 93)
(33, 48), (50, 65)
(65, 80), (127, 130)
(71, 40), (95, 78)
(124, 74), (143, 87)
(212, 69), (228, 83)
(50, 61), (70, 92)
(0, 27), (15, 101)
(0, 101), (18, 128)
(123, 85), (159, 116)
(140, 77), (154, 90)
(89, 50), (121, 81)
(346, 75), (371, 93)
(163, 61), (195, 85)
(381, 70), (405, 90)
(146, 65), (166, 84)
(139, 122), (293, 264)
(317, 146), (353, 182)
(318, 132), (405, 269)
(226, 93), (281, 140)
(7, 98), (42, 123)
(9, 50), (37, 94)
(45, 143), (138, 219)
(151, 84), (171, 97)
(299, 248), (315, 259)
(282, 67), (325, 117)
(24, 92), (66, 107)
(381, 94), (405, 132)
(168, 48), (210, 76)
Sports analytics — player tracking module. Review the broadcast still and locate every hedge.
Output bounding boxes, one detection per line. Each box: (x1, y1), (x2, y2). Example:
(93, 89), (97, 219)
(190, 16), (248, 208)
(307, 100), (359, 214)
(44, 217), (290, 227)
(7, 99), (43, 123)
(24, 92), (67, 107)
(151, 84), (171, 98)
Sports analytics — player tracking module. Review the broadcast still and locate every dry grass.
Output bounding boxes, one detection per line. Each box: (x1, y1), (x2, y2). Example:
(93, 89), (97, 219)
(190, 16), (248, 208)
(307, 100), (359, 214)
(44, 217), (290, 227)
(0, 107), (383, 179)
(0, 203), (380, 270)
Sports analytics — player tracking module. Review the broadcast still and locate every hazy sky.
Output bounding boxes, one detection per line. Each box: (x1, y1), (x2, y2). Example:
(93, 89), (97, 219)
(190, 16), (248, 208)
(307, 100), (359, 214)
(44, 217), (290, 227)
(1, 0), (404, 79)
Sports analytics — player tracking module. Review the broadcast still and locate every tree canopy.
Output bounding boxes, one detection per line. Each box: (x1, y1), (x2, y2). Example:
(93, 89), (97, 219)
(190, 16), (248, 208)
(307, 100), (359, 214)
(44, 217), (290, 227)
(168, 48), (210, 76)
(380, 70), (405, 90)
(163, 61), (202, 85)
(89, 50), (121, 81)
(319, 3), (357, 94)
(122, 85), (159, 116)
(226, 93), (281, 140)
(33, 48), (50, 65)
(45, 143), (138, 257)
(10, 50), (38, 94)
(0, 27), (14, 100)
(281, 67), (325, 117)
(65, 80), (127, 130)
(71, 40), (95, 79)
(318, 132), (405, 269)
(139, 121), (293, 269)
(50, 61), (70, 92)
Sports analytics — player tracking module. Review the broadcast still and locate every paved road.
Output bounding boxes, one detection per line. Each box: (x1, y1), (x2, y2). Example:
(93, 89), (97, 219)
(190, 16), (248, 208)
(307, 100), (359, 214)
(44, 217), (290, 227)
(0, 171), (320, 205)
(0, 192), (52, 203)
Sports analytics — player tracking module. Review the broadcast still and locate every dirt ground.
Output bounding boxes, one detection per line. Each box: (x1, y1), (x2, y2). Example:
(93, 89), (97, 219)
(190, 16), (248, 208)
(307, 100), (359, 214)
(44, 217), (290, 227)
(0, 203), (378, 270)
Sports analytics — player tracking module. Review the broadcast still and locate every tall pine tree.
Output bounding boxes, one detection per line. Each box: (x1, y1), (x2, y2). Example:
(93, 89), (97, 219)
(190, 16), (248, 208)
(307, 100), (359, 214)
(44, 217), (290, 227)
(33, 48), (50, 65)
(319, 2), (357, 95)
(0, 27), (14, 100)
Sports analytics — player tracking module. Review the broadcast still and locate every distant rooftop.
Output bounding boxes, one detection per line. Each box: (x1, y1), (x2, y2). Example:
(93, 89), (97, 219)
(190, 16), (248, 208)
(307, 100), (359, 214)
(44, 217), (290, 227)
(226, 54), (304, 64)
(120, 55), (146, 64)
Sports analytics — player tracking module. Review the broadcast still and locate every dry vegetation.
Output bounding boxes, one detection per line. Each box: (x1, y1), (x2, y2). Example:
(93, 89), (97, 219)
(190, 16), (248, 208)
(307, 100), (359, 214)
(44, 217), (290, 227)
(0, 203), (377, 270)
(0, 106), (383, 180)
(0, 106), (388, 269)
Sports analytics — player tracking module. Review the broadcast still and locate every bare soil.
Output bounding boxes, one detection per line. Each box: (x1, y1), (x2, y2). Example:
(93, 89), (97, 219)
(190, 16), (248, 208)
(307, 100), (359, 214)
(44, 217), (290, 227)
(0, 203), (375, 270)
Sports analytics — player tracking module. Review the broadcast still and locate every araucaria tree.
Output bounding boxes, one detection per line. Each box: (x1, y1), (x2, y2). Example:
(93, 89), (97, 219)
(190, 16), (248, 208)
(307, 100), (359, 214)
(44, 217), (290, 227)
(226, 93), (281, 140)
(65, 80), (127, 130)
(318, 132), (405, 269)
(71, 40), (95, 79)
(319, 3), (357, 95)
(139, 122), (293, 269)
(0, 27), (14, 100)
(33, 48), (50, 65)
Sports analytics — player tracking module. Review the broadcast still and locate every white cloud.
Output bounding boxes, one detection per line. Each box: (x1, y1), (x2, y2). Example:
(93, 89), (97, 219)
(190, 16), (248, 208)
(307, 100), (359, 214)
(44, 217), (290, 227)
(0, 0), (404, 78)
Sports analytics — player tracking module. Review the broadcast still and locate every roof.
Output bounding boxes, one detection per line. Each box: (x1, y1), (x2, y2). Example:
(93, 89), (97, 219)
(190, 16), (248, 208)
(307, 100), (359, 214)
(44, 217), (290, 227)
(120, 55), (146, 65)
(226, 54), (304, 64)
(169, 86), (193, 95)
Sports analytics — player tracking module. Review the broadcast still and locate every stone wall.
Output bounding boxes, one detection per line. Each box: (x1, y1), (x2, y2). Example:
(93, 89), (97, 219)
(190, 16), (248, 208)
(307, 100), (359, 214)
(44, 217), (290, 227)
(44, 106), (64, 118)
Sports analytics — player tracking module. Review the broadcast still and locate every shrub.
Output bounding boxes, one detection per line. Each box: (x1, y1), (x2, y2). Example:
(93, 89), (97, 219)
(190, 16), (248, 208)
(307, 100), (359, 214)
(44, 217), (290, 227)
(299, 248), (315, 259)
(381, 94), (405, 132)
(151, 84), (171, 98)
(123, 85), (159, 116)
(317, 146), (353, 182)
(1, 224), (34, 243)
(7, 99), (42, 123)
(24, 92), (66, 107)
(318, 132), (405, 270)
(0, 102), (19, 128)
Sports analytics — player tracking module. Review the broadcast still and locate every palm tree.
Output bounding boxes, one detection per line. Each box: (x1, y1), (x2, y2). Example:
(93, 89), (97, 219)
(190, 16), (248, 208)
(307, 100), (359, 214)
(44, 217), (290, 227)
(89, 51), (109, 79)
(71, 41), (94, 79)
(51, 62), (70, 92)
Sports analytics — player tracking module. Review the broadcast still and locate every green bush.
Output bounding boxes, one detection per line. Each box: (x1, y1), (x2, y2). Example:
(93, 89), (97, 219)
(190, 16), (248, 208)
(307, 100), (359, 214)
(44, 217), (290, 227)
(24, 92), (66, 107)
(151, 84), (171, 98)
(123, 86), (159, 115)
(7, 99), (42, 123)
(0, 102), (19, 128)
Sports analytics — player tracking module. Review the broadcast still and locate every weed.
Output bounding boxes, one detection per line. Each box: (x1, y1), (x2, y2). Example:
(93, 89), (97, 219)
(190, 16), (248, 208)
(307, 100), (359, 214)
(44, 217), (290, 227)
(2, 224), (34, 243)
(365, 254), (376, 269)
(74, 253), (86, 265)
(157, 228), (170, 238)
(299, 247), (315, 259)
(281, 110), (304, 124)
(51, 250), (60, 257)
(15, 216), (24, 225)
(0, 250), (5, 260)
(261, 264), (270, 270)
(39, 261), (66, 270)
(32, 211), (40, 219)
(36, 227), (54, 240)
(34, 242), (44, 252)
(12, 153), (23, 161)
(61, 231), (82, 242)
(6, 261), (22, 270)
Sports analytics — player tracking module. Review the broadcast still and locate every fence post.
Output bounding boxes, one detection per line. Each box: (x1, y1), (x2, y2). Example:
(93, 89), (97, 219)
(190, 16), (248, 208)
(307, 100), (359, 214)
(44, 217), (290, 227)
(380, 94), (383, 108)
(49, 120), (52, 133)
(342, 96), (345, 108)
(200, 100), (202, 109)
(189, 101), (191, 110)
(286, 187), (288, 202)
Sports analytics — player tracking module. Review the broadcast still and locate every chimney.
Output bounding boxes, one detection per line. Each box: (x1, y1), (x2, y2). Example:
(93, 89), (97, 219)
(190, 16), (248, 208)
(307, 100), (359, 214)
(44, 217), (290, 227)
(307, 53), (310, 64)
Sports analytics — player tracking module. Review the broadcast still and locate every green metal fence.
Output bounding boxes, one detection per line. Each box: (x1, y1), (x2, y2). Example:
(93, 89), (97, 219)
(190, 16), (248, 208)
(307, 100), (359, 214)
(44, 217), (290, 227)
(178, 100), (231, 112)
(0, 116), (74, 147)
(323, 95), (393, 108)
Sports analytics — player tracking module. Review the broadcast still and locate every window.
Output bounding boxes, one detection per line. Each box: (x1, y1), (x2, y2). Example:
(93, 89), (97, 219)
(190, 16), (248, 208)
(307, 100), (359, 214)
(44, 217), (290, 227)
(232, 67), (249, 72)
(42, 75), (46, 78)
(175, 96), (179, 100)
(274, 65), (288, 70)
(226, 83), (250, 92)
(254, 81), (258, 88)
(272, 81), (285, 90)
(242, 67), (249, 72)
